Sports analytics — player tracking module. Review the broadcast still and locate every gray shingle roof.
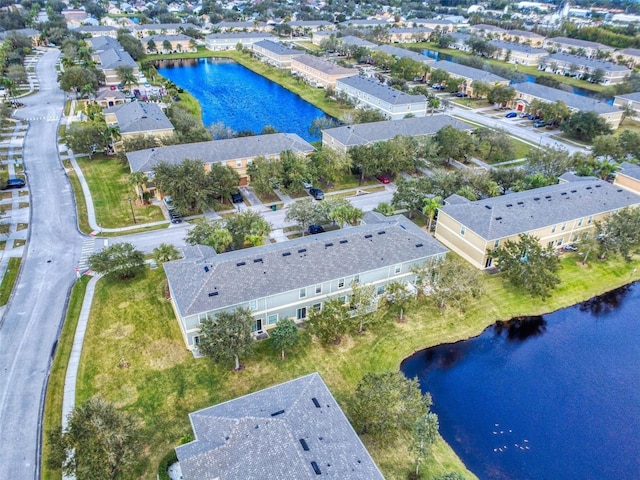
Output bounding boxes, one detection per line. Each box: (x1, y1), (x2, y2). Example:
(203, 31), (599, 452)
(388, 27), (433, 34)
(473, 24), (508, 33)
(140, 33), (192, 44)
(214, 21), (269, 29)
(323, 115), (472, 148)
(339, 35), (376, 47)
(206, 31), (275, 40)
(432, 60), (508, 83)
(176, 373), (385, 480)
(337, 75), (426, 105)
(288, 20), (334, 27)
(340, 19), (391, 27)
(618, 48), (640, 57)
(89, 35), (122, 52)
(371, 44), (434, 64)
(97, 48), (138, 70)
(163, 216), (447, 317)
(488, 39), (547, 54)
(440, 179), (640, 241)
(132, 22), (198, 32)
(506, 29), (544, 39)
(544, 52), (631, 73)
(293, 54), (358, 76)
(105, 102), (173, 134)
(615, 92), (640, 103)
(253, 40), (304, 56)
(513, 82), (619, 114)
(127, 133), (315, 173)
(617, 161), (640, 182)
(546, 36), (610, 50)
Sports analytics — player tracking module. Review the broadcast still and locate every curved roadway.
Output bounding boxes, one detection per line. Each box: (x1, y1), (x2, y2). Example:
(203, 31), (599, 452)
(0, 48), (83, 479)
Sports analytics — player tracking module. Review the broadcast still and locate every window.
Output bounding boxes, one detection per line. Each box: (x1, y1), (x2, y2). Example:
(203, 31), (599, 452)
(312, 303), (321, 311)
(548, 241), (554, 247)
(193, 335), (200, 345)
(338, 278), (345, 288)
(297, 307), (307, 320)
(377, 285), (385, 295)
(577, 219), (583, 227)
(587, 216), (593, 224)
(557, 238), (563, 246)
(460, 226), (466, 236)
(339, 295), (347, 304)
(249, 300), (257, 311)
(494, 239), (500, 248)
(268, 314), (278, 325)
(299, 288), (306, 299)
(561, 223), (566, 231)
(394, 264), (402, 274)
(315, 284), (322, 295)
(353, 274), (360, 284)
(236, 160), (242, 167)
(247, 159), (253, 165)
(551, 225), (556, 233)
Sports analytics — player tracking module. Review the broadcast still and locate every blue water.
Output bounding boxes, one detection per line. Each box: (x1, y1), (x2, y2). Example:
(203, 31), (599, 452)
(401, 284), (640, 480)
(156, 58), (328, 141)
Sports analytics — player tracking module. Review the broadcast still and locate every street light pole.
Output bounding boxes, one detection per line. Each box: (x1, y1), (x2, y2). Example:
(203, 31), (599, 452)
(128, 196), (136, 224)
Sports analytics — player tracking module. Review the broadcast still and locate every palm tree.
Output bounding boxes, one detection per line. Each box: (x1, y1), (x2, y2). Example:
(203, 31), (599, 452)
(128, 171), (147, 199)
(162, 40), (172, 53)
(189, 39), (197, 51)
(146, 39), (157, 54)
(116, 66), (137, 89)
(153, 243), (180, 264)
(176, 43), (183, 53)
(422, 196), (442, 233)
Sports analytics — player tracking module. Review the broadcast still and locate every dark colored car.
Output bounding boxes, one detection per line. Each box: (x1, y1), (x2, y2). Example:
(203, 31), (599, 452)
(505, 112), (518, 118)
(533, 120), (546, 128)
(455, 92), (468, 97)
(376, 174), (391, 184)
(231, 191), (243, 203)
(5, 178), (25, 189)
(562, 244), (578, 252)
(309, 187), (324, 200)
(308, 224), (325, 235)
(169, 211), (182, 224)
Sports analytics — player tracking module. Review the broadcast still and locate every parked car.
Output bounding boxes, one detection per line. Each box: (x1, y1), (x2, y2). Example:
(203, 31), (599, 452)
(170, 213), (182, 224)
(533, 120), (547, 128)
(562, 244), (578, 252)
(308, 224), (325, 235)
(309, 187), (324, 200)
(302, 180), (313, 189)
(376, 174), (391, 184)
(163, 196), (174, 211)
(4, 178), (25, 189)
(505, 112), (518, 118)
(455, 92), (468, 97)
(231, 191), (243, 203)
(528, 114), (541, 120)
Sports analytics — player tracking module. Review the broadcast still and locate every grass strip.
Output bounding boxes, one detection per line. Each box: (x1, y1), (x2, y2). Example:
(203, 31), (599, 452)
(0, 257), (21, 305)
(41, 276), (90, 480)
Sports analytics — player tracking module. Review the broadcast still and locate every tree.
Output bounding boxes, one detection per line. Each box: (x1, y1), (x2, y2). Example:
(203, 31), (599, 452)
(47, 397), (141, 480)
(384, 281), (413, 320)
(209, 163), (241, 204)
(146, 39), (157, 53)
(491, 234), (561, 298)
(350, 371), (431, 440)
(198, 307), (254, 370)
(285, 199), (323, 235)
(595, 207), (640, 261)
(88, 243), (145, 280)
(152, 243), (180, 264)
(58, 66), (99, 98)
(490, 167), (527, 194)
(185, 219), (233, 252)
(393, 176), (431, 218)
(153, 159), (218, 214)
(61, 122), (108, 157)
(422, 196), (441, 232)
(162, 39), (172, 53)
(270, 318), (298, 360)
(561, 111), (612, 142)
(116, 65), (137, 89)
(472, 80), (491, 99)
(525, 145), (573, 181)
(6, 64), (27, 86)
(487, 85), (516, 106)
(410, 413), (439, 477)
(329, 203), (363, 227)
(224, 210), (271, 249)
(349, 280), (378, 333)
(413, 257), (481, 311)
(435, 125), (472, 165)
(620, 103), (636, 125)
(128, 172), (146, 199)
(306, 297), (350, 345)
(309, 146), (350, 185)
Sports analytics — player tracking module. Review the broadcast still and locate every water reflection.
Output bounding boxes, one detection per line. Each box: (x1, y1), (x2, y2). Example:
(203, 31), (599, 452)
(579, 285), (629, 317)
(493, 316), (546, 342)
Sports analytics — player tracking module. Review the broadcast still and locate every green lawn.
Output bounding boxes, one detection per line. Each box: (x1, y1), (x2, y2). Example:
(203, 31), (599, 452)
(42, 277), (90, 480)
(52, 250), (640, 480)
(0, 257), (21, 305)
(74, 155), (165, 229)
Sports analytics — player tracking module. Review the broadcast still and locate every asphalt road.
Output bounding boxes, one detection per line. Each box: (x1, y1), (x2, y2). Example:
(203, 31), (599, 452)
(0, 49), (83, 479)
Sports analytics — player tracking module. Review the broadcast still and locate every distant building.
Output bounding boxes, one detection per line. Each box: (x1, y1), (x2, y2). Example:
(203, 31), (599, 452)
(409, 18), (456, 32)
(371, 45), (435, 65)
(503, 29), (546, 47)
(488, 40), (548, 66)
(435, 178), (640, 269)
(539, 52), (631, 85)
(126, 133), (314, 186)
(251, 40), (304, 68)
(339, 19), (392, 29)
(429, 61), (509, 96)
(338, 36), (377, 48)
(615, 48), (640, 69)
(205, 32), (276, 51)
(614, 162), (640, 195)
(75, 25), (119, 38)
(212, 21), (273, 32)
(131, 23), (199, 38)
(140, 34), (196, 54)
(104, 102), (174, 141)
(289, 54), (358, 89)
(335, 75), (427, 120)
(89, 37), (140, 85)
(177, 373), (385, 480)
(321, 115), (473, 153)
(544, 36), (615, 57)
(511, 82), (623, 129)
(387, 27), (433, 43)
(469, 23), (508, 38)
(164, 214), (448, 348)
(94, 88), (127, 108)
(613, 92), (640, 118)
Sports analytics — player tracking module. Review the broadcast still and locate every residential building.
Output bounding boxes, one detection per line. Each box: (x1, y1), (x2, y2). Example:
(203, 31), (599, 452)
(614, 162), (640, 195)
(164, 214), (448, 348)
(371, 45), (434, 66)
(140, 34), (196, 54)
(511, 82), (623, 129)
(89, 37), (140, 86)
(289, 54), (358, 89)
(449, 32), (472, 52)
(387, 27), (432, 43)
(104, 102), (174, 141)
(94, 88), (127, 108)
(0, 28), (41, 46)
(613, 92), (640, 117)
(335, 75), (427, 120)
(338, 36), (376, 48)
(430, 61), (509, 96)
(205, 31), (276, 51)
(488, 40), (548, 66)
(409, 18), (456, 32)
(88, 35), (122, 53)
(311, 30), (333, 46)
(177, 373), (385, 480)
(126, 133), (314, 186)
(615, 48), (640, 69)
(468, 23), (508, 38)
(212, 21), (273, 32)
(544, 36), (615, 57)
(288, 20), (335, 34)
(503, 29), (546, 47)
(435, 178), (640, 269)
(75, 25), (119, 38)
(252, 40), (304, 68)
(539, 53), (631, 85)
(339, 19), (392, 29)
(131, 23), (198, 38)
(321, 115), (473, 153)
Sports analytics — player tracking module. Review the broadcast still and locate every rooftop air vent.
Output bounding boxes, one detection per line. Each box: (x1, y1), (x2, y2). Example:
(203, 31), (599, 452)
(495, 216), (503, 221)
(364, 234), (373, 239)
(271, 409), (285, 417)
(204, 266), (209, 272)
(298, 248), (307, 253)
(378, 230), (386, 235)
(312, 397), (321, 408)
(571, 190), (577, 193)
(236, 261), (246, 266)
(416, 243), (423, 247)
(586, 186), (592, 190)
(517, 201), (524, 205)
(561, 192), (567, 196)
(208, 291), (219, 297)
(339, 239), (348, 244)
(506, 203), (513, 207)
(325, 243), (333, 247)
(300, 439), (310, 451)
(545, 195), (551, 199)
(485, 205), (492, 209)
(282, 252), (291, 257)
(253, 258), (263, 263)
(311, 462), (321, 475)
(534, 197), (540, 201)
(595, 184), (602, 188)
